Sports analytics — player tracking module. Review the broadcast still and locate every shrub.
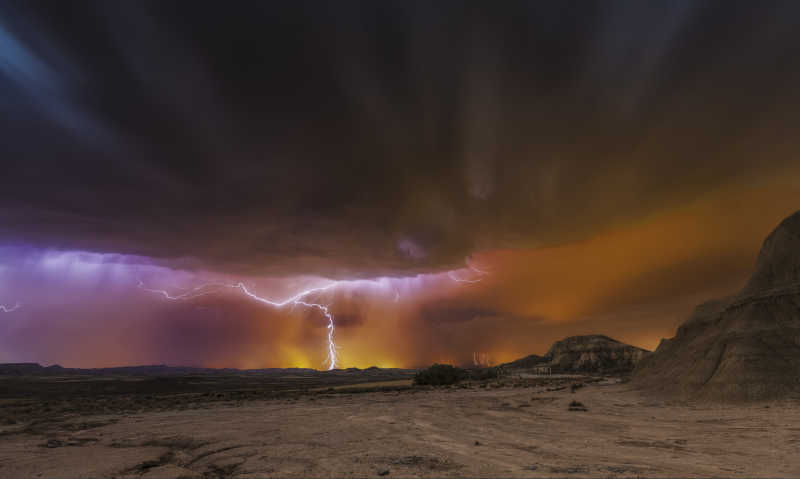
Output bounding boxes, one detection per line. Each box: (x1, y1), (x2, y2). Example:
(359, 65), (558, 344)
(413, 364), (468, 386)
(468, 367), (501, 381)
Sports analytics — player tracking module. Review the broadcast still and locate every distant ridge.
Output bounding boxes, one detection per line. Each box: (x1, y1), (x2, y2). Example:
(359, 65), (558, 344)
(0, 363), (412, 377)
(502, 354), (546, 369)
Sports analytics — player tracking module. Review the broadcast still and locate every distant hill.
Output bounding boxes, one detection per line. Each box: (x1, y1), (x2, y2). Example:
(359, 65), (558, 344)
(502, 354), (547, 369)
(503, 335), (649, 373)
(0, 363), (412, 377)
(0, 363), (66, 375)
(634, 210), (800, 401)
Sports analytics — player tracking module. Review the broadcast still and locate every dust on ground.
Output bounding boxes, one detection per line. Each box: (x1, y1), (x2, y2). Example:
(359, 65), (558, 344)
(0, 374), (797, 478)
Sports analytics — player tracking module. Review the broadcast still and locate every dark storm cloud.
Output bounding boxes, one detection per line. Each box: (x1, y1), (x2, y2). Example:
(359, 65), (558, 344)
(2, 0), (799, 277)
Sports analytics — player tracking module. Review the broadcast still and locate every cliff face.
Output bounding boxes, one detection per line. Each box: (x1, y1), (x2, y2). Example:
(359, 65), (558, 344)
(634, 211), (800, 401)
(545, 335), (649, 373)
(743, 211), (800, 293)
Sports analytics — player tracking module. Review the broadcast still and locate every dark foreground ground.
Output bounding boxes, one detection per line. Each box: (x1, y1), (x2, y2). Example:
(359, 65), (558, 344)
(0, 366), (416, 425)
(0, 369), (797, 478)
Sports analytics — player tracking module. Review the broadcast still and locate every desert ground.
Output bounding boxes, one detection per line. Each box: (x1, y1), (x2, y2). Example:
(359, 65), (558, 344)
(0, 372), (798, 478)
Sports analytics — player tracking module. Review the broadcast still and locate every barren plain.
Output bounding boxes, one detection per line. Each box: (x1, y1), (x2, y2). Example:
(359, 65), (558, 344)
(1, 372), (798, 478)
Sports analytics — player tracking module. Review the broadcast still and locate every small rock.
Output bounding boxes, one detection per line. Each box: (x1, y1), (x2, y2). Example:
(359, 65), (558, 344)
(377, 468), (390, 476)
(474, 441), (481, 446)
(44, 439), (64, 448)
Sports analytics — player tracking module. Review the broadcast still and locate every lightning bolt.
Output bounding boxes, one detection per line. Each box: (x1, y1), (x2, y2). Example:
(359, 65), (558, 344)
(235, 282), (340, 369)
(294, 300), (338, 370)
(447, 271), (483, 283)
(139, 263), (490, 370)
(139, 280), (341, 369)
(448, 259), (490, 283)
(137, 280), (227, 300)
(0, 302), (21, 313)
(468, 264), (489, 275)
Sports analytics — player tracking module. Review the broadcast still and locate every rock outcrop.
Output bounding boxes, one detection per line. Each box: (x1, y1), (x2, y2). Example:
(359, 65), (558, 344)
(634, 210), (800, 401)
(502, 335), (649, 373)
(545, 335), (649, 373)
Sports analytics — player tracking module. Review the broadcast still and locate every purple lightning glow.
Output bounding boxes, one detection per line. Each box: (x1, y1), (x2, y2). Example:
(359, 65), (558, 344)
(138, 258), (491, 370)
(0, 302), (21, 313)
(0, 247), (498, 368)
(235, 282), (340, 369)
(139, 279), (342, 369)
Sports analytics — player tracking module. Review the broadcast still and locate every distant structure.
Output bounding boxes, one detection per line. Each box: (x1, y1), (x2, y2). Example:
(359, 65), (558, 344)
(533, 365), (552, 375)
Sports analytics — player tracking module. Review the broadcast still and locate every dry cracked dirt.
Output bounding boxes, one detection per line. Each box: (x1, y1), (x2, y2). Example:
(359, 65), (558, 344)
(1, 377), (798, 478)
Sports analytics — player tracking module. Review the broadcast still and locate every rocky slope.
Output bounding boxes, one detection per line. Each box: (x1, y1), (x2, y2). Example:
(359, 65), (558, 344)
(501, 354), (547, 369)
(634, 210), (800, 401)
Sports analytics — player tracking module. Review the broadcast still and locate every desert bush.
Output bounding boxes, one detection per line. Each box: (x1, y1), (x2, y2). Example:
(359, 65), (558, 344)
(413, 363), (468, 386)
(467, 367), (501, 381)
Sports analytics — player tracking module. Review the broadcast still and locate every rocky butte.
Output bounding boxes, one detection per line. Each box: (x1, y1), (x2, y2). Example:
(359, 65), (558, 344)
(634, 210), (800, 401)
(503, 334), (649, 374)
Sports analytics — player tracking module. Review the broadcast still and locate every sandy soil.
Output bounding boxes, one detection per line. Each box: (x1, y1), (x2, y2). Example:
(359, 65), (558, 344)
(1, 380), (798, 478)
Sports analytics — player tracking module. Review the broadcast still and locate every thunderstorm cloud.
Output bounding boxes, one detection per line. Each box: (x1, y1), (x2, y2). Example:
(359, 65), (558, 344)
(1, 1), (799, 367)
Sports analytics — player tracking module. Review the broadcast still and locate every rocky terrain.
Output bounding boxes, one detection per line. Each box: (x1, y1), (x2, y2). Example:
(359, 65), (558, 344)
(634, 210), (800, 401)
(2, 332), (797, 477)
(503, 335), (649, 374)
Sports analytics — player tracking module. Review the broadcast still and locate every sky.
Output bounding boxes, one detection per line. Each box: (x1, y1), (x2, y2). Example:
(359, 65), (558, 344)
(1, 1), (799, 369)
